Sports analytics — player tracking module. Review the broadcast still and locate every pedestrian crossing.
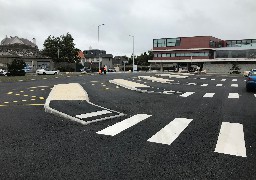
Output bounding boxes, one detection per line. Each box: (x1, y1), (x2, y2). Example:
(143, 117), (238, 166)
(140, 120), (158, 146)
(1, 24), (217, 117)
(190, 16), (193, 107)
(95, 114), (247, 158)
(109, 78), (251, 99)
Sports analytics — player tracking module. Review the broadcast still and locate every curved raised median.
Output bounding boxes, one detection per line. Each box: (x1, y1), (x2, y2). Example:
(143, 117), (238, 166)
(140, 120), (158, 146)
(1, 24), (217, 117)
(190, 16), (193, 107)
(44, 83), (125, 125)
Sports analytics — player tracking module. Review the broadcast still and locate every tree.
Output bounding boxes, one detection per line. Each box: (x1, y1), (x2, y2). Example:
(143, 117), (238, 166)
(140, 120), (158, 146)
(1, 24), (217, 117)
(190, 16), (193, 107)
(42, 33), (80, 63)
(135, 51), (153, 66)
(7, 59), (26, 76)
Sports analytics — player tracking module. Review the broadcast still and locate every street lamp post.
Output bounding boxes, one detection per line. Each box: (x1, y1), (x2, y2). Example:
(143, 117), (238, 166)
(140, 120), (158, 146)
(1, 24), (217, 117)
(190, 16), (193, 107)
(98, 24), (105, 71)
(129, 35), (135, 72)
(98, 24), (105, 43)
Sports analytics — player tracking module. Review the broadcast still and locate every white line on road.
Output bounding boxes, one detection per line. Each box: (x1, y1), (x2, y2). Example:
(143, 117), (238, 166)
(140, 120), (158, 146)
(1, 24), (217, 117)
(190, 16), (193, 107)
(221, 79), (226, 81)
(254, 94), (256, 97)
(201, 84), (208, 87)
(180, 92), (195, 97)
(211, 79), (215, 80)
(215, 122), (246, 157)
(231, 84), (238, 87)
(96, 114), (152, 136)
(76, 110), (112, 119)
(203, 93), (215, 98)
(228, 93), (239, 99)
(147, 118), (193, 145)
(232, 79), (237, 82)
(216, 84), (223, 87)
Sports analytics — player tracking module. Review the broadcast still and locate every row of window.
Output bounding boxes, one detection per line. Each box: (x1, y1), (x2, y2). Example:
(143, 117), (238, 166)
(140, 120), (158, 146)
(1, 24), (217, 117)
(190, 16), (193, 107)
(226, 39), (256, 47)
(153, 38), (181, 47)
(215, 49), (256, 58)
(154, 52), (209, 57)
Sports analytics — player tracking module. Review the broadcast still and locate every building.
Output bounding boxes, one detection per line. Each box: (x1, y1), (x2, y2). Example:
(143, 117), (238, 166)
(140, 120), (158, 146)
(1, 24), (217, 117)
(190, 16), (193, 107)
(83, 48), (113, 70)
(0, 36), (53, 72)
(149, 36), (256, 73)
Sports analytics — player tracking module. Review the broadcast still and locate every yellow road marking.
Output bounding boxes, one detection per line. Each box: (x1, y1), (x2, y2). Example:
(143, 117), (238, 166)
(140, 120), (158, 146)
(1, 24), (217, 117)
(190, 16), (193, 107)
(4, 102), (9, 104)
(15, 94), (20, 96)
(22, 100), (27, 102)
(20, 91), (24, 92)
(30, 90), (34, 92)
(32, 96), (36, 97)
(13, 101), (18, 103)
(39, 97), (44, 100)
(31, 99), (36, 101)
(7, 92), (13, 94)
(41, 89), (45, 90)
(24, 95), (28, 96)
(0, 105), (7, 106)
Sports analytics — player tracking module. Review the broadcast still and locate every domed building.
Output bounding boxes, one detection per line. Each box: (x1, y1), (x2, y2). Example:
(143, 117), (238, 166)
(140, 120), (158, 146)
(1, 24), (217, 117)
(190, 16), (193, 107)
(0, 36), (53, 72)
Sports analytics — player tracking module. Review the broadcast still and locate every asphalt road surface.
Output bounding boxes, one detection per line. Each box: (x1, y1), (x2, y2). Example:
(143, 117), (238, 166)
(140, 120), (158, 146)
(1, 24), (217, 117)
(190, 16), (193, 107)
(0, 72), (255, 179)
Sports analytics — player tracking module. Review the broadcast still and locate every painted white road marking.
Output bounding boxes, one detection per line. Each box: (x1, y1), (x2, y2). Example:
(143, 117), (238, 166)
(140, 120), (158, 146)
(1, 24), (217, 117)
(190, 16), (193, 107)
(232, 79), (237, 82)
(228, 93), (239, 99)
(203, 93), (215, 98)
(180, 92), (194, 97)
(96, 114), (151, 136)
(216, 84), (223, 87)
(200, 78), (206, 80)
(221, 79), (226, 81)
(76, 110), (112, 119)
(231, 84), (238, 87)
(215, 122), (246, 157)
(187, 83), (196, 85)
(147, 118), (193, 145)
(254, 94), (256, 97)
(211, 79), (215, 80)
(201, 84), (208, 87)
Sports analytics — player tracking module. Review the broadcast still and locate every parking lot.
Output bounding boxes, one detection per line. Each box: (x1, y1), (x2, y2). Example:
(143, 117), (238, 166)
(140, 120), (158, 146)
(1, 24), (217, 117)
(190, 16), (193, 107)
(0, 72), (256, 179)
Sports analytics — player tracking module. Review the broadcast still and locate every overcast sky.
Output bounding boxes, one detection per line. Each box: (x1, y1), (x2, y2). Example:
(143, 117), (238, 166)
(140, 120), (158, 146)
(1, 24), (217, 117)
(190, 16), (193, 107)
(0, 0), (255, 56)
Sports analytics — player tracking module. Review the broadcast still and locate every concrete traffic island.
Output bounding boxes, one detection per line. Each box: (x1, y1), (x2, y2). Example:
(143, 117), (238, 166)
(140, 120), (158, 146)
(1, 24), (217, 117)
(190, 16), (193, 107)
(44, 83), (125, 125)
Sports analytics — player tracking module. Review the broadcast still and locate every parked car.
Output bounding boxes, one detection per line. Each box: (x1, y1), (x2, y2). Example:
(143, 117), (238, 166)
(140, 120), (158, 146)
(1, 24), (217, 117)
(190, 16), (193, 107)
(246, 71), (256, 91)
(80, 67), (92, 73)
(243, 69), (256, 77)
(0, 69), (7, 76)
(108, 68), (116, 72)
(36, 69), (59, 75)
(6, 69), (26, 76)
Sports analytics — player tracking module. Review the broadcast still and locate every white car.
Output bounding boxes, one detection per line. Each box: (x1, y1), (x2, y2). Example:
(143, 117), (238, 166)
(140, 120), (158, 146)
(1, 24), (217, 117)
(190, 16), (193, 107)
(36, 69), (59, 75)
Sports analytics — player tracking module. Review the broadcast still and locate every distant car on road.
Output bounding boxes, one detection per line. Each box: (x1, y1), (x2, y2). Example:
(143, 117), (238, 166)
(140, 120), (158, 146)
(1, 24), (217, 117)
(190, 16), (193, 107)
(246, 71), (256, 91)
(36, 69), (59, 75)
(108, 68), (116, 72)
(80, 67), (92, 73)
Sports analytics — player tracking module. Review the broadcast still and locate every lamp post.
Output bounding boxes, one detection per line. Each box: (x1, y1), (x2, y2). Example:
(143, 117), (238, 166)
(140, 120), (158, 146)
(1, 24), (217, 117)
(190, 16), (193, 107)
(98, 24), (105, 43)
(129, 35), (135, 72)
(98, 24), (105, 71)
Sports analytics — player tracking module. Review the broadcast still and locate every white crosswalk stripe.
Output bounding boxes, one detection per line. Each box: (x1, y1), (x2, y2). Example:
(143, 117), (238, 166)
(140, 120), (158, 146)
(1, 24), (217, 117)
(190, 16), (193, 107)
(180, 92), (195, 97)
(203, 93), (215, 98)
(231, 84), (238, 87)
(232, 79), (237, 82)
(96, 114), (151, 136)
(147, 118), (193, 145)
(216, 84), (223, 86)
(221, 79), (226, 81)
(228, 93), (239, 99)
(215, 122), (246, 157)
(76, 110), (112, 119)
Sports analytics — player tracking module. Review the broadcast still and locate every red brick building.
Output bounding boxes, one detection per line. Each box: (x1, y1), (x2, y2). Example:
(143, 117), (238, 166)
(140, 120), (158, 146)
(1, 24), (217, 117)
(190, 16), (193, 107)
(149, 36), (256, 72)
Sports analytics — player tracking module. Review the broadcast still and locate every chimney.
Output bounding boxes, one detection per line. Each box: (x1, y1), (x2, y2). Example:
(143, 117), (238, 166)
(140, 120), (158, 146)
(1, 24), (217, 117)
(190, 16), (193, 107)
(32, 38), (36, 45)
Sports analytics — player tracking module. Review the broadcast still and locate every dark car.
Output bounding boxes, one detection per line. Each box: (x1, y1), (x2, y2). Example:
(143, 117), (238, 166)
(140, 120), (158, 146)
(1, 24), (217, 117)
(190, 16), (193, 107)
(246, 71), (256, 91)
